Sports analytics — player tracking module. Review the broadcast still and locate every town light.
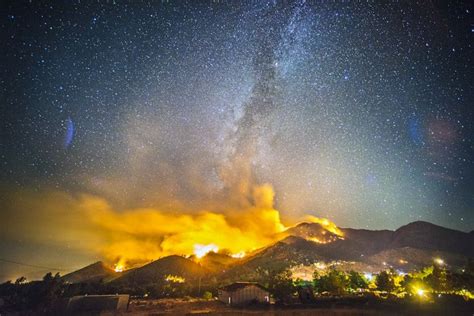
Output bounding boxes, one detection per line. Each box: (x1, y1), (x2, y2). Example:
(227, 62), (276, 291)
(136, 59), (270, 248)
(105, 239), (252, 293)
(364, 273), (373, 281)
(434, 258), (444, 265)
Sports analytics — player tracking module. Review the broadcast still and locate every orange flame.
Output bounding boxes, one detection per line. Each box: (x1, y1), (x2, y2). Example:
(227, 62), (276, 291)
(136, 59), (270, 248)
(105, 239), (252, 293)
(2, 185), (344, 269)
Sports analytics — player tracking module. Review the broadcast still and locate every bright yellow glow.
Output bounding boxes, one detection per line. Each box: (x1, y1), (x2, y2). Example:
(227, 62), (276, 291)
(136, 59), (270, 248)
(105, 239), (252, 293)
(308, 237), (327, 244)
(416, 288), (425, 297)
(305, 215), (344, 237)
(434, 258), (444, 265)
(165, 275), (185, 283)
(194, 244), (219, 258)
(315, 262), (327, 270)
(456, 289), (474, 300)
(2, 185), (350, 267)
(113, 258), (127, 272)
(230, 251), (246, 258)
(114, 263), (124, 273)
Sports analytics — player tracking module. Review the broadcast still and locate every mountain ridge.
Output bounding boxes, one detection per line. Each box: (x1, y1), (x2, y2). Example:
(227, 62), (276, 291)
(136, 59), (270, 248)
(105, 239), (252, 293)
(63, 220), (473, 284)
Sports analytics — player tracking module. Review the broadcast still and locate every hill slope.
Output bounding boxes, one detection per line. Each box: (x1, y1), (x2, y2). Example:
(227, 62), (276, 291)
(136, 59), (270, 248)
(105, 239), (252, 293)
(222, 221), (473, 278)
(64, 221), (473, 284)
(111, 255), (207, 286)
(62, 261), (116, 284)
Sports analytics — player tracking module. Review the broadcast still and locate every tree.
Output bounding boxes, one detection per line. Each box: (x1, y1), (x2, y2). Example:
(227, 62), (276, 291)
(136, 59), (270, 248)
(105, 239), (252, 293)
(15, 276), (27, 285)
(260, 268), (295, 303)
(375, 271), (395, 292)
(347, 271), (368, 291)
(427, 264), (448, 291)
(202, 291), (213, 300)
(314, 269), (348, 295)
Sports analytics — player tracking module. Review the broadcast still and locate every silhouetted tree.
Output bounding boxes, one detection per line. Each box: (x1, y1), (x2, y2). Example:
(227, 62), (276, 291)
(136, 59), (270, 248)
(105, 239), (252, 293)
(347, 271), (368, 291)
(375, 271), (395, 292)
(259, 268), (295, 303)
(426, 264), (448, 291)
(15, 276), (27, 285)
(314, 269), (348, 295)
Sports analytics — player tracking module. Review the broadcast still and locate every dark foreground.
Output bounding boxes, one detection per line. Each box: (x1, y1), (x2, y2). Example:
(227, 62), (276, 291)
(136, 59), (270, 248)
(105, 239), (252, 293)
(2, 295), (472, 315)
(126, 296), (473, 316)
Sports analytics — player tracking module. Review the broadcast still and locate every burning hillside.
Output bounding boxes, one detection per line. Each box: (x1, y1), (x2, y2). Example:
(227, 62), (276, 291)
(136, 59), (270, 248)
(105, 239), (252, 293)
(3, 183), (346, 273)
(1, 30), (352, 278)
(283, 217), (345, 244)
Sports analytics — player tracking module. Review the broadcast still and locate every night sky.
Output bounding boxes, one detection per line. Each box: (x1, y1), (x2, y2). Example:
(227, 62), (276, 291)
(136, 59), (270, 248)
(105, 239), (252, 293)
(1, 1), (473, 280)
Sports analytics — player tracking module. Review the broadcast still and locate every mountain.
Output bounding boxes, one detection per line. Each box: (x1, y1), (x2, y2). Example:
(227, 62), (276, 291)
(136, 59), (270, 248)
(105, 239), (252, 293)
(222, 221), (473, 278)
(62, 261), (117, 284)
(284, 221), (473, 259)
(63, 221), (473, 284)
(198, 252), (239, 273)
(366, 247), (469, 271)
(111, 255), (207, 286)
(389, 221), (474, 256)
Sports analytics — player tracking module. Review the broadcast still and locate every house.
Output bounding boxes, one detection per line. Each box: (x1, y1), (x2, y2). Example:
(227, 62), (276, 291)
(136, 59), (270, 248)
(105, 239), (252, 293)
(65, 294), (129, 314)
(218, 282), (270, 306)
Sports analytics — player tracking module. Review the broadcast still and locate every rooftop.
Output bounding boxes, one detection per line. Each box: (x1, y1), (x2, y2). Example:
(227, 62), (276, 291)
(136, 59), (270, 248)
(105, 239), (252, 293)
(219, 282), (268, 292)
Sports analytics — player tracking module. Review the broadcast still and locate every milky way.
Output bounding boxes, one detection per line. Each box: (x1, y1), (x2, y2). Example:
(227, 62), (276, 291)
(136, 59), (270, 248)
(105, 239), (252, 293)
(1, 1), (473, 279)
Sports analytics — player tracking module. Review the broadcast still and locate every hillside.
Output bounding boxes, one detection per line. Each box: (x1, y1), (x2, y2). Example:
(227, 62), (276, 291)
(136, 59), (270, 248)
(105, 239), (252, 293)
(111, 255), (208, 286)
(63, 221), (474, 284)
(221, 221), (473, 279)
(62, 261), (117, 284)
(389, 221), (474, 256)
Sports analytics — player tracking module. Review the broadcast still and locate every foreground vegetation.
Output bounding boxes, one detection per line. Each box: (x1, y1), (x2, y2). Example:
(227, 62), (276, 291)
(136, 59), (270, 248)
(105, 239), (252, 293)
(1, 259), (473, 314)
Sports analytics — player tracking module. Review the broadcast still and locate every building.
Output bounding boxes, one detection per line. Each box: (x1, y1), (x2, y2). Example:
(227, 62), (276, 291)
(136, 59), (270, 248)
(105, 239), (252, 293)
(218, 282), (270, 306)
(65, 294), (129, 314)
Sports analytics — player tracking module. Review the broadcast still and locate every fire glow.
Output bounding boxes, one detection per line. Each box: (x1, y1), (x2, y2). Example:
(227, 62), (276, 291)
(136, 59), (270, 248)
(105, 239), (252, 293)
(165, 275), (185, 283)
(230, 251), (246, 259)
(114, 263), (124, 273)
(4, 185), (345, 269)
(194, 244), (219, 258)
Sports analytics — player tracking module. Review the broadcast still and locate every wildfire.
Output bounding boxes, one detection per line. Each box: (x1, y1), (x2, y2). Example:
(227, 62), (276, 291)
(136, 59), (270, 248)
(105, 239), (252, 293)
(114, 263), (124, 273)
(165, 275), (185, 283)
(306, 215), (344, 237)
(6, 185), (347, 268)
(289, 215), (344, 245)
(230, 251), (246, 258)
(308, 237), (327, 244)
(194, 244), (219, 258)
(113, 258), (127, 272)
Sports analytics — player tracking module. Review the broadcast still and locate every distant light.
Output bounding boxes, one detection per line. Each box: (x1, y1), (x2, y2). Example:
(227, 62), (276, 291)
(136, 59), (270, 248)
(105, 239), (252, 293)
(364, 273), (373, 281)
(315, 262), (327, 270)
(416, 289), (425, 297)
(434, 258), (445, 265)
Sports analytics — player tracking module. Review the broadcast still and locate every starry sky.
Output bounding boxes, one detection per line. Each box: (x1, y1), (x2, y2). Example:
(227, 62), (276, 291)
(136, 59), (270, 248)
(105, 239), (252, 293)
(1, 1), (473, 279)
